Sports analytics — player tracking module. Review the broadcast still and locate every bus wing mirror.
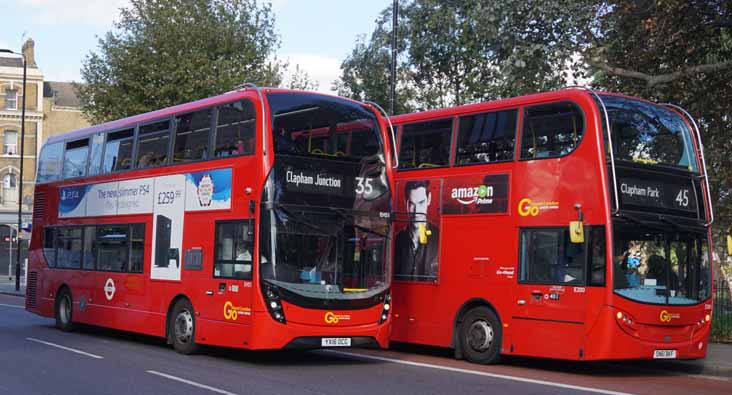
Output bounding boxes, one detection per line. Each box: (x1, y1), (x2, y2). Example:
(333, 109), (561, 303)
(569, 221), (584, 243)
(727, 234), (732, 256)
(418, 223), (432, 245)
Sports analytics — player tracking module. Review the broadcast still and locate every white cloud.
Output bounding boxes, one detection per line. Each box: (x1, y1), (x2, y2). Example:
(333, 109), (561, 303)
(282, 53), (342, 93)
(14, 0), (129, 27)
(269, 0), (288, 11)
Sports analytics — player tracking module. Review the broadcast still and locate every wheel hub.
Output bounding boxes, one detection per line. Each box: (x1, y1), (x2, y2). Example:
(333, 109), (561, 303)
(467, 320), (493, 352)
(175, 310), (193, 344)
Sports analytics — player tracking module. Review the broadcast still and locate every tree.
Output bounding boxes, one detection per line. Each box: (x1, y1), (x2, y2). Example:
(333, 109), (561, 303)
(77, 0), (283, 124)
(286, 64), (319, 91)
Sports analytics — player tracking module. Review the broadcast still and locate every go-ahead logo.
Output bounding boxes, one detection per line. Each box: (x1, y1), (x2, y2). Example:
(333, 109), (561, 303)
(451, 184), (494, 205)
(518, 198), (560, 216)
(324, 311), (351, 324)
(659, 310), (680, 323)
(223, 301), (251, 321)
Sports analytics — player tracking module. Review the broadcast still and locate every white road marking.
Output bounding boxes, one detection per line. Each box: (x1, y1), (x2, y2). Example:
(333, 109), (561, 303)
(147, 370), (239, 395)
(324, 350), (635, 395)
(0, 303), (23, 309)
(26, 337), (104, 359)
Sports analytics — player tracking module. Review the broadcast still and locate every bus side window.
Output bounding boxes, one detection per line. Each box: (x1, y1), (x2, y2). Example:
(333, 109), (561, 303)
(215, 100), (256, 158)
(214, 220), (253, 280)
(519, 228), (586, 285)
(88, 132), (105, 176)
(82, 226), (96, 270)
(456, 109), (517, 165)
(520, 102), (584, 160)
(173, 109), (212, 163)
(43, 227), (57, 268)
(588, 227), (606, 286)
(136, 120), (171, 168)
(63, 138), (90, 179)
(103, 128), (134, 173)
(398, 118), (453, 169)
(56, 227), (83, 269)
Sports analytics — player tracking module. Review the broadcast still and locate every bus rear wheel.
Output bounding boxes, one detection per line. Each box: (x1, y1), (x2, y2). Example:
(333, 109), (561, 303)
(459, 307), (501, 364)
(55, 288), (75, 332)
(170, 299), (198, 355)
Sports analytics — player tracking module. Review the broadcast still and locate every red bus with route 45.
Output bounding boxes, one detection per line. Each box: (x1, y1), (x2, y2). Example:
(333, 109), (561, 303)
(389, 87), (713, 363)
(26, 86), (396, 353)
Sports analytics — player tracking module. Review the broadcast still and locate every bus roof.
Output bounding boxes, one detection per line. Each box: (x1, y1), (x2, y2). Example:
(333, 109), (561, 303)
(45, 87), (372, 146)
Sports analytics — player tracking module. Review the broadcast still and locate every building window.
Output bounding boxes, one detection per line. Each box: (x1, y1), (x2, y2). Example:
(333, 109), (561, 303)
(5, 90), (18, 110)
(3, 173), (17, 204)
(3, 131), (17, 155)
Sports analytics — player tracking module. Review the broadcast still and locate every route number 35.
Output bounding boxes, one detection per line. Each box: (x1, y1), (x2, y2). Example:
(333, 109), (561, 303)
(355, 177), (374, 195)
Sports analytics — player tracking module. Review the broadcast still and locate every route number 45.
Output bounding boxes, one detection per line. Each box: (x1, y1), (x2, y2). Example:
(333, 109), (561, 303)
(675, 189), (689, 207)
(355, 177), (374, 195)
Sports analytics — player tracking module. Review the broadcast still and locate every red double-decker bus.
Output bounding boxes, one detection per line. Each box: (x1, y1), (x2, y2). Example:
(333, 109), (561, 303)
(389, 87), (714, 363)
(26, 86), (396, 354)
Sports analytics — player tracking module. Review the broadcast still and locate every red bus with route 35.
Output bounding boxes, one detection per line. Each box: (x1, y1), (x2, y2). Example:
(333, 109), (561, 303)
(26, 86), (396, 353)
(388, 87), (714, 363)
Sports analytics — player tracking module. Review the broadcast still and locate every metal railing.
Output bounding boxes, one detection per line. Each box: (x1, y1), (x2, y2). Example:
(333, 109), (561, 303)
(712, 279), (732, 343)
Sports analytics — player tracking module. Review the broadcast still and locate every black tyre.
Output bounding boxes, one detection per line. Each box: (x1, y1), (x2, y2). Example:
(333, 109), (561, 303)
(170, 299), (198, 355)
(459, 307), (502, 364)
(55, 288), (75, 332)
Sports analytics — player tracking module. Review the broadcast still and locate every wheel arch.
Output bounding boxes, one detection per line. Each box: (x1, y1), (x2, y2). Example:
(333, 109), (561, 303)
(165, 293), (193, 344)
(451, 298), (502, 359)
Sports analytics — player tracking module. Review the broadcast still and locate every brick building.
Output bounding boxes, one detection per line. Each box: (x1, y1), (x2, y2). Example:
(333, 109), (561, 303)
(0, 38), (90, 277)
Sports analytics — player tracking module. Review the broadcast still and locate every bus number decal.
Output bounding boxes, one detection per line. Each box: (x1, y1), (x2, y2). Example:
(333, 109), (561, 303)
(355, 177), (374, 195)
(675, 189), (689, 208)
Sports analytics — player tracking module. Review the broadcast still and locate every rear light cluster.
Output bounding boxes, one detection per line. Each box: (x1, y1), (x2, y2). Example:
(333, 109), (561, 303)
(615, 310), (635, 329)
(378, 294), (391, 324)
(263, 283), (286, 324)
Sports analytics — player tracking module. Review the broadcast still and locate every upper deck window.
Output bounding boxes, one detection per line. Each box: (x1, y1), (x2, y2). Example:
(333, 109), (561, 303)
(456, 109), (517, 165)
(63, 138), (89, 179)
(520, 102), (584, 160)
(215, 101), (256, 157)
(174, 109), (212, 163)
(136, 120), (171, 168)
(87, 133), (105, 176)
(268, 93), (381, 161)
(37, 142), (64, 183)
(398, 119), (453, 169)
(102, 128), (134, 173)
(600, 95), (698, 172)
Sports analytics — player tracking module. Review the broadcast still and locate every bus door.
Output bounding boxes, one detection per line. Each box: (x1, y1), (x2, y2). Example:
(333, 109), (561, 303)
(511, 227), (588, 359)
(199, 220), (254, 326)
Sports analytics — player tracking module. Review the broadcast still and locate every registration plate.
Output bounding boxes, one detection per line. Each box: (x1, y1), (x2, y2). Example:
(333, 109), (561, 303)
(321, 337), (351, 347)
(653, 349), (677, 359)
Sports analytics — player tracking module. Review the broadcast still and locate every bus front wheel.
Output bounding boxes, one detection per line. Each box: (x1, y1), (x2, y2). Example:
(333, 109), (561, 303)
(54, 288), (75, 332)
(459, 307), (501, 364)
(170, 299), (198, 355)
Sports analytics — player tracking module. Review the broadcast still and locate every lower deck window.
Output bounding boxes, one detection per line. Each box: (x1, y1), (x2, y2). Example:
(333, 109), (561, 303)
(214, 220), (253, 280)
(519, 227), (588, 285)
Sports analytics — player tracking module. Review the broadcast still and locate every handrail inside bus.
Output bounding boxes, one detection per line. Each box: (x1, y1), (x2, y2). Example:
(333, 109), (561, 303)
(661, 103), (714, 227)
(563, 85), (620, 215)
(365, 101), (399, 169)
(240, 83), (268, 156)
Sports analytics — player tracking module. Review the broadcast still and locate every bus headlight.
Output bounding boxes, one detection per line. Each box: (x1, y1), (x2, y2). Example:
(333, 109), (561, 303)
(262, 283), (286, 324)
(378, 294), (391, 324)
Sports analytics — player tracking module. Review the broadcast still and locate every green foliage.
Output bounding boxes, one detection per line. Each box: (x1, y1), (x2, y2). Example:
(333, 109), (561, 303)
(77, 0), (283, 124)
(286, 64), (319, 91)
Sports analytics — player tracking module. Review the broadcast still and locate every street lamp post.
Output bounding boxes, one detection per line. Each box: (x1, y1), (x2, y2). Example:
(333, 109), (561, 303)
(0, 48), (27, 292)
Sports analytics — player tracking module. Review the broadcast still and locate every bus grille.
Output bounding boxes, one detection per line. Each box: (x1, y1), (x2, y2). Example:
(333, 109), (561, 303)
(33, 192), (46, 221)
(25, 271), (37, 309)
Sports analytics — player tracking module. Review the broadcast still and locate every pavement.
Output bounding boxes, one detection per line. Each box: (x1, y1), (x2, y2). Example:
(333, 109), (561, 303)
(0, 277), (24, 297)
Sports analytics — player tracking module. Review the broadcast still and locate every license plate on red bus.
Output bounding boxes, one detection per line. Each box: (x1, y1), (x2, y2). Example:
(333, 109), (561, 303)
(321, 337), (351, 347)
(653, 349), (677, 359)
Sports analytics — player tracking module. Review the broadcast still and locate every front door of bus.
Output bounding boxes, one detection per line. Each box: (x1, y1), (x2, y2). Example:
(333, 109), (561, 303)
(511, 228), (588, 360)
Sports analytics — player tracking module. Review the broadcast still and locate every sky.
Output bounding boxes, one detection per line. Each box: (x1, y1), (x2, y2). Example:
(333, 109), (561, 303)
(0, 0), (389, 93)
